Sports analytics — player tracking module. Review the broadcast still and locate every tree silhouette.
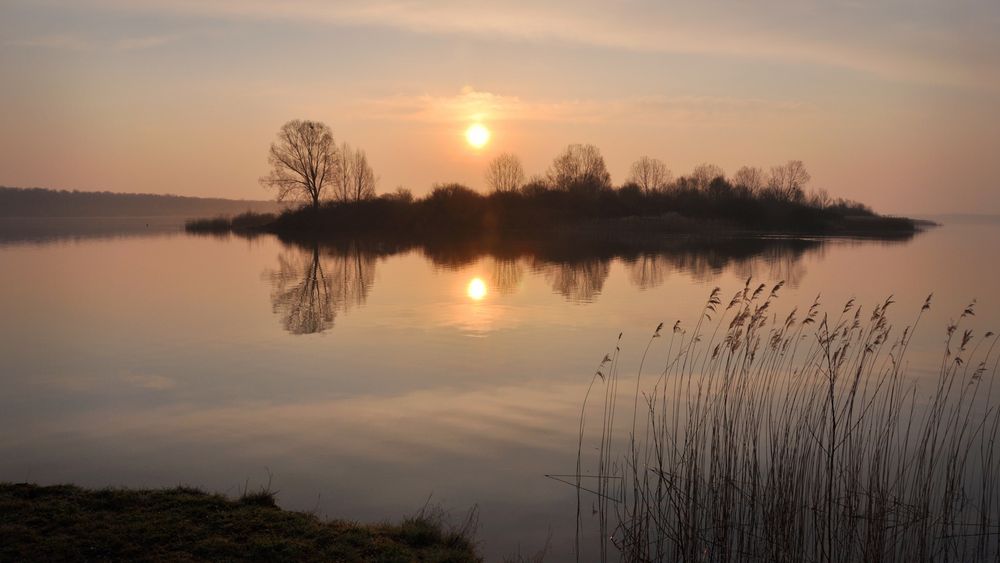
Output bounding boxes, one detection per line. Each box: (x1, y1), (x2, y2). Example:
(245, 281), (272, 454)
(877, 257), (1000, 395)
(485, 152), (526, 193)
(627, 156), (672, 193)
(690, 163), (725, 190)
(768, 160), (811, 202)
(331, 143), (377, 202)
(260, 120), (339, 210)
(547, 144), (611, 193)
(732, 166), (766, 194)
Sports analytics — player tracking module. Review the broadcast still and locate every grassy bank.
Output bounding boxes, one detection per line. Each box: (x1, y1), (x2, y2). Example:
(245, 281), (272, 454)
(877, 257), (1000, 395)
(0, 483), (479, 562)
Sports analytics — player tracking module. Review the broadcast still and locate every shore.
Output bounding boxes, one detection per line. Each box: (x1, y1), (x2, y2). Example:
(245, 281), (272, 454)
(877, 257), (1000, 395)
(0, 483), (480, 562)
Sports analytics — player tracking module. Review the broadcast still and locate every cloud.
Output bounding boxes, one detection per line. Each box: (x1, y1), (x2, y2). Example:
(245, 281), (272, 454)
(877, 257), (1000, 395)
(361, 87), (810, 125)
(86, 0), (1000, 90)
(7, 34), (92, 51)
(120, 372), (177, 391)
(114, 34), (178, 51)
(7, 32), (178, 52)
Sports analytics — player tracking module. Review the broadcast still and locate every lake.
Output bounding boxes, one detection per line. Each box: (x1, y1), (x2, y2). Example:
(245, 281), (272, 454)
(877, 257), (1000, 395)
(1, 217), (997, 559)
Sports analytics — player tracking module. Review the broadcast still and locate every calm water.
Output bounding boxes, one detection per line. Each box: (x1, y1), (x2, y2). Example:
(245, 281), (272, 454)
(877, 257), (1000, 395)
(1, 218), (998, 559)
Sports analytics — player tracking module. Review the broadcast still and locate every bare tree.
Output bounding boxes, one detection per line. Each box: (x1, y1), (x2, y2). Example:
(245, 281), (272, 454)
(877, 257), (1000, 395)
(690, 163), (725, 190)
(485, 152), (525, 193)
(333, 142), (353, 202)
(809, 187), (832, 209)
(768, 160), (811, 201)
(732, 166), (766, 193)
(260, 120), (339, 209)
(332, 143), (377, 202)
(346, 148), (377, 202)
(627, 156), (672, 192)
(547, 144), (612, 192)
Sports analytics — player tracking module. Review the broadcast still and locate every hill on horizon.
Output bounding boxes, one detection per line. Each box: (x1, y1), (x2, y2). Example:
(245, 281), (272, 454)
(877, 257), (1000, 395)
(0, 186), (284, 218)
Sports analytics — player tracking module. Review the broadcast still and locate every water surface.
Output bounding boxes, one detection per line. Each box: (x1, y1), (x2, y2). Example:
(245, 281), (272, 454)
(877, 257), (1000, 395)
(1, 218), (997, 559)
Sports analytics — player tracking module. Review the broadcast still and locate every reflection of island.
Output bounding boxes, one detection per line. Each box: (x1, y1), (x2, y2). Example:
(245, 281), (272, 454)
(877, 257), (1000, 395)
(263, 232), (914, 332)
(629, 253), (667, 290)
(537, 259), (611, 303)
(621, 237), (822, 288)
(267, 242), (375, 334)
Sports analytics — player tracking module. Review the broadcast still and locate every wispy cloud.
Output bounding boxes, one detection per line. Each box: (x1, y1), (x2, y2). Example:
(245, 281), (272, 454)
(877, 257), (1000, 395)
(7, 34), (92, 51)
(114, 34), (178, 51)
(86, 0), (1000, 90)
(120, 372), (177, 391)
(7, 32), (178, 51)
(362, 87), (810, 125)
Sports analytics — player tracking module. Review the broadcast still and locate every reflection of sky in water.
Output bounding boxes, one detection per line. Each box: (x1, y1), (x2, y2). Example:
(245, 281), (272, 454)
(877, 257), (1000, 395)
(0, 221), (998, 559)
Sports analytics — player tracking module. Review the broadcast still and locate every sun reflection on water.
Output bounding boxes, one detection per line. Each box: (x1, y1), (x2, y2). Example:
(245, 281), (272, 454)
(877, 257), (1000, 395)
(466, 277), (487, 300)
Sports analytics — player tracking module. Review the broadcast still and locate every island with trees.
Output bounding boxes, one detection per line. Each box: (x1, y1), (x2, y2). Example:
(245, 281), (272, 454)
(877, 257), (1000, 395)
(187, 119), (928, 243)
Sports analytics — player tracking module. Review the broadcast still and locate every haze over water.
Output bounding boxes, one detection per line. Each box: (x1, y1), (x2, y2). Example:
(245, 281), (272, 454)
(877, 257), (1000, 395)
(1, 218), (997, 559)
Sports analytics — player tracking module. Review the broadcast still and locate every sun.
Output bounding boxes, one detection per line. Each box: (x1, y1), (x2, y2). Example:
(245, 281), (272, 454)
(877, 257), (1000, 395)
(466, 277), (488, 300)
(465, 123), (491, 149)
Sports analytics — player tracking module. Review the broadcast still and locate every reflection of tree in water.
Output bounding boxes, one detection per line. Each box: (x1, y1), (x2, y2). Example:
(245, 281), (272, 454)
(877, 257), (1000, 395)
(629, 253), (668, 290)
(254, 233), (904, 312)
(490, 258), (524, 295)
(539, 259), (611, 302)
(327, 245), (376, 311)
(729, 243), (818, 288)
(269, 249), (333, 334)
(267, 243), (376, 335)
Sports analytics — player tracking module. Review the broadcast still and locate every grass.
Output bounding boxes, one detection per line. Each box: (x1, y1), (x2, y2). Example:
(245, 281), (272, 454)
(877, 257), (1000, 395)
(0, 483), (480, 562)
(564, 284), (1000, 562)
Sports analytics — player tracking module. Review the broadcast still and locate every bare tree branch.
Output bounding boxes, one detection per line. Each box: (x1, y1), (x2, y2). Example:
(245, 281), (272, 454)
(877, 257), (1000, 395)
(259, 120), (339, 209)
(627, 156), (672, 192)
(486, 152), (525, 193)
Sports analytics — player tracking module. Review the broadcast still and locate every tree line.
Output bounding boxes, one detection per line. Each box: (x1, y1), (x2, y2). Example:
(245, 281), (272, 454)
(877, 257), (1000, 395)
(263, 119), (867, 216)
(484, 147), (845, 212)
(260, 119), (911, 238)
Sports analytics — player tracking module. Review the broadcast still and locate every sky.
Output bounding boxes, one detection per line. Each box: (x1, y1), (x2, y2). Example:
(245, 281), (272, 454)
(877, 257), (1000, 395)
(1, 0), (998, 214)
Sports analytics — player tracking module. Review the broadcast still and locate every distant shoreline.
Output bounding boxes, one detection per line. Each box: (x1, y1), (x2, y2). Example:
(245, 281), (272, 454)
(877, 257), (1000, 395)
(0, 186), (282, 218)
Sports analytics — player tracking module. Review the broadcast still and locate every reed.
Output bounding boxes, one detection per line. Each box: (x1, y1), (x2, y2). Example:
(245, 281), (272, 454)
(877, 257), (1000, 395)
(565, 283), (1000, 562)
